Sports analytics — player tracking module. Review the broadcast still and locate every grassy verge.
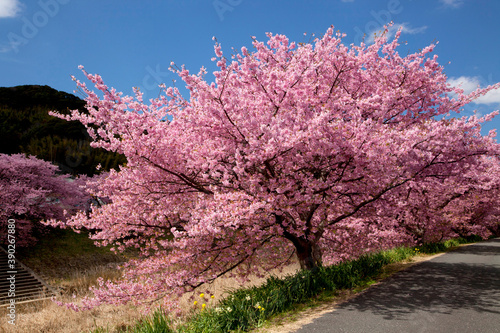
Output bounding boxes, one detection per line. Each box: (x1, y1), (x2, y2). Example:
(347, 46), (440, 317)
(0, 229), (143, 333)
(17, 228), (124, 278)
(91, 236), (482, 333)
(16, 228), (129, 296)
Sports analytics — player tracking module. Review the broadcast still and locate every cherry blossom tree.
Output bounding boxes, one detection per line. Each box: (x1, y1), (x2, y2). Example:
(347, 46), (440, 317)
(391, 153), (500, 244)
(0, 153), (86, 247)
(51, 26), (500, 311)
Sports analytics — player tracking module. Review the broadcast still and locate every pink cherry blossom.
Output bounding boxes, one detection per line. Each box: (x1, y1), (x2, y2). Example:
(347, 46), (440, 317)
(50, 25), (500, 312)
(0, 154), (87, 247)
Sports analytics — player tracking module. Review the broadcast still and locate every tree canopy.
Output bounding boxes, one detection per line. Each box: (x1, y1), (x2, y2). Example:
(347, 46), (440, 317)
(51, 26), (500, 312)
(0, 153), (87, 247)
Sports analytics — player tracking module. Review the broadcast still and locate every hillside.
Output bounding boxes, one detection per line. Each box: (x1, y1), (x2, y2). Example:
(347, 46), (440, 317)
(0, 85), (125, 175)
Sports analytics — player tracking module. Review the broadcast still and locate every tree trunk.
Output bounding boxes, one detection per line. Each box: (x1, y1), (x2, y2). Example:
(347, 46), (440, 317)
(275, 214), (323, 270)
(295, 239), (323, 270)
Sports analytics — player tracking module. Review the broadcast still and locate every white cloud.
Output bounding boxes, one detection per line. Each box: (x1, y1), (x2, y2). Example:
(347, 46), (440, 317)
(448, 76), (500, 105)
(440, 0), (464, 8)
(399, 24), (428, 35)
(448, 76), (480, 94)
(0, 45), (13, 53)
(475, 89), (500, 105)
(0, 42), (19, 53)
(0, 0), (22, 18)
(366, 23), (427, 44)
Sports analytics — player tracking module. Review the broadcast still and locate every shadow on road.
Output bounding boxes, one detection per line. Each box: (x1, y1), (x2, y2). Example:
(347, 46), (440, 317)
(333, 239), (500, 320)
(295, 239), (500, 332)
(450, 238), (500, 256)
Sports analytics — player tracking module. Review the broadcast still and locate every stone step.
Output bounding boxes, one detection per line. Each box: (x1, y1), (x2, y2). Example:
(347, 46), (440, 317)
(0, 247), (58, 306)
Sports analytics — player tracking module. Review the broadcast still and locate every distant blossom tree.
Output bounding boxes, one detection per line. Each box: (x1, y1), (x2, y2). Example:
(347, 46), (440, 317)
(50, 26), (500, 312)
(390, 153), (500, 244)
(0, 154), (86, 247)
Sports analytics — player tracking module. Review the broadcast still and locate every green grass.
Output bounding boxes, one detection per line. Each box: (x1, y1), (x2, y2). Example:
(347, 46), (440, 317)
(16, 228), (126, 281)
(125, 310), (176, 333)
(89, 236), (481, 333)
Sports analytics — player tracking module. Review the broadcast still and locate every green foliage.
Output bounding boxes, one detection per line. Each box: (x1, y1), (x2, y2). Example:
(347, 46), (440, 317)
(16, 228), (123, 281)
(0, 85), (125, 175)
(88, 310), (176, 333)
(127, 310), (176, 333)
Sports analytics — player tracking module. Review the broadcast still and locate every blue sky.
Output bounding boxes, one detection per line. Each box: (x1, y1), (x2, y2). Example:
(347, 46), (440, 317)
(1, 0), (499, 135)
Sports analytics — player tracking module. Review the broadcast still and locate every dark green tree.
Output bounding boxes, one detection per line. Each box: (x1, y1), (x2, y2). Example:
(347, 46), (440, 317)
(0, 85), (125, 175)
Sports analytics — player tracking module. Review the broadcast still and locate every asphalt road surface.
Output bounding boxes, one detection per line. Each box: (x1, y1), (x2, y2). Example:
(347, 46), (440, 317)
(294, 238), (500, 333)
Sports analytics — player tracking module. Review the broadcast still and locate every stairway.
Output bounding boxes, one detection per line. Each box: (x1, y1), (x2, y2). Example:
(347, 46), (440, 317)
(0, 247), (57, 306)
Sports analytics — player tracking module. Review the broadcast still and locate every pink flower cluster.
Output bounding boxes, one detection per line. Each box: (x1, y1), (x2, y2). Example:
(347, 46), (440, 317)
(50, 25), (500, 312)
(0, 154), (87, 246)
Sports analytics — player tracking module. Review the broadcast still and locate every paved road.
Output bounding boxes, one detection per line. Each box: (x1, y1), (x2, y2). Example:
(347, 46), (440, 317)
(294, 238), (500, 333)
